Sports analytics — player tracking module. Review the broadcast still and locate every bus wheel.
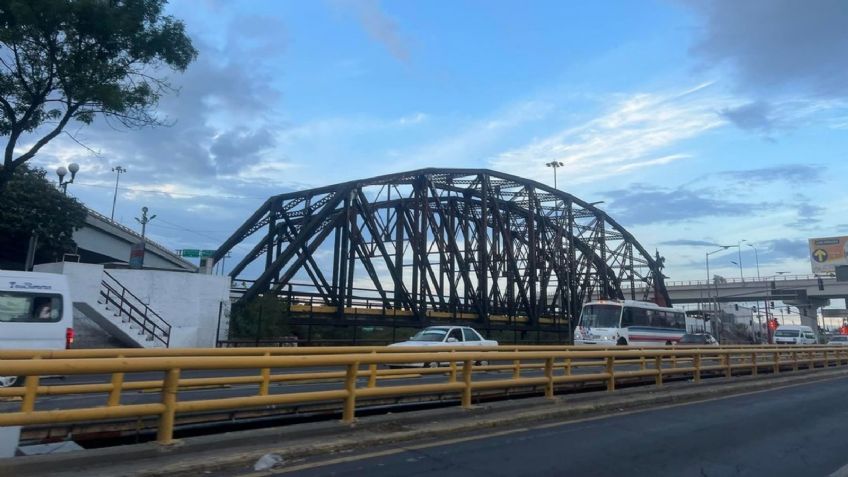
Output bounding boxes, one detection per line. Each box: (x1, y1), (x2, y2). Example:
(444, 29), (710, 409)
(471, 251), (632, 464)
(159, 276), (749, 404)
(616, 338), (628, 346)
(0, 376), (21, 388)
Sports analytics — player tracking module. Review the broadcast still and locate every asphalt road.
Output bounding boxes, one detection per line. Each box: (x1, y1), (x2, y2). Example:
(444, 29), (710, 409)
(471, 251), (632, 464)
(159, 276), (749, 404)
(268, 376), (848, 477)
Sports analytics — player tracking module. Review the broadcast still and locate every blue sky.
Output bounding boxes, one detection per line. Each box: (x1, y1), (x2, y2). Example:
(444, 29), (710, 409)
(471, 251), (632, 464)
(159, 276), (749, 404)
(27, 0), (848, 282)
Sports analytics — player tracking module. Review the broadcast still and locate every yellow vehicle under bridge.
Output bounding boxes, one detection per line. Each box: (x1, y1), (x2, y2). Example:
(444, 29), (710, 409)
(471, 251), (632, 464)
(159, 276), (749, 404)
(215, 168), (670, 344)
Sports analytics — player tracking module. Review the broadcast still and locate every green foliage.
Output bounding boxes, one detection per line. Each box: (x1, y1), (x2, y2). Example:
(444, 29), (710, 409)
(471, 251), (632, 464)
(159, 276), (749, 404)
(229, 295), (292, 340)
(0, 0), (198, 186)
(0, 164), (87, 267)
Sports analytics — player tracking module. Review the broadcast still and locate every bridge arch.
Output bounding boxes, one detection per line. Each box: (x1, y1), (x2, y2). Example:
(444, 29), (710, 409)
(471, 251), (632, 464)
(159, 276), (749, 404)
(215, 168), (669, 328)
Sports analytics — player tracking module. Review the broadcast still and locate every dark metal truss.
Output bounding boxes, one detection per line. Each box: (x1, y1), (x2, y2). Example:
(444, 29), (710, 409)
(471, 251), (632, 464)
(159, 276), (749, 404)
(214, 169), (670, 326)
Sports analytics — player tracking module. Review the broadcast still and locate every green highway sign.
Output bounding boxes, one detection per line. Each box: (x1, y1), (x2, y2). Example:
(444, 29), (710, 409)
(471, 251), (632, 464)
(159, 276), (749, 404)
(179, 249), (216, 258)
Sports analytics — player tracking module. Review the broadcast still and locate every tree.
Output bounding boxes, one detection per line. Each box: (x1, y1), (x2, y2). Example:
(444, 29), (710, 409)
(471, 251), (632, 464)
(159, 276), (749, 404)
(0, 164), (87, 268)
(0, 0), (197, 189)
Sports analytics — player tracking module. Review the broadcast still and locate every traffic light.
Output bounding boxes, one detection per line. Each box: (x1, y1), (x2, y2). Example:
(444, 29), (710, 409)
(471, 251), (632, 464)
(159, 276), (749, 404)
(818, 277), (824, 291)
(770, 301), (775, 309)
(734, 304), (739, 311)
(768, 319), (778, 330)
(752, 306), (757, 312)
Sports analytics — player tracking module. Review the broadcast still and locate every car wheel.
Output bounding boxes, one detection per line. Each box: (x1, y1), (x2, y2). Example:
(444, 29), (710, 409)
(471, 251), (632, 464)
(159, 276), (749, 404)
(475, 360), (489, 367)
(424, 362), (439, 368)
(0, 376), (22, 388)
(665, 341), (673, 346)
(616, 338), (628, 346)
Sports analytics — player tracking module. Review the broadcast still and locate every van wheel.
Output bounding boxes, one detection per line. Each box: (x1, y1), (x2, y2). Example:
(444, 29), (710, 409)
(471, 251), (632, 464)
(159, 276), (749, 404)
(616, 338), (628, 346)
(0, 376), (22, 388)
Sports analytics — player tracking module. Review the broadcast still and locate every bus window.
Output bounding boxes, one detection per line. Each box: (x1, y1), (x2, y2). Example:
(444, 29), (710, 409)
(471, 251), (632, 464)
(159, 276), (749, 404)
(622, 307), (649, 327)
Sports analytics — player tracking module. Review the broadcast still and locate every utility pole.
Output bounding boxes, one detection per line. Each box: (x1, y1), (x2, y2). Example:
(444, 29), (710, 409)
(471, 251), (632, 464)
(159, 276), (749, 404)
(111, 166), (126, 221)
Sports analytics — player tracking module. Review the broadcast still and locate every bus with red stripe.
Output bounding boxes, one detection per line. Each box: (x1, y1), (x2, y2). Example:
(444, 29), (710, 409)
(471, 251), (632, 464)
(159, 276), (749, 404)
(574, 300), (688, 346)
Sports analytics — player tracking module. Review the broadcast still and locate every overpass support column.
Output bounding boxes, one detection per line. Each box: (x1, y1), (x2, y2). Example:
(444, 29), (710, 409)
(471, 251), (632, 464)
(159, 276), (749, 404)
(787, 297), (830, 339)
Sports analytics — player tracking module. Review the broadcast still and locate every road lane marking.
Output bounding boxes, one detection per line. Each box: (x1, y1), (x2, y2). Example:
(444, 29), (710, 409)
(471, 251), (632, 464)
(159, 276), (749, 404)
(235, 373), (848, 476)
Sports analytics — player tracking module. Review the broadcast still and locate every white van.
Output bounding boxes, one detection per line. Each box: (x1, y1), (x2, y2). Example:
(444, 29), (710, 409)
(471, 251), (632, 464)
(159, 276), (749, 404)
(773, 325), (817, 345)
(0, 271), (74, 387)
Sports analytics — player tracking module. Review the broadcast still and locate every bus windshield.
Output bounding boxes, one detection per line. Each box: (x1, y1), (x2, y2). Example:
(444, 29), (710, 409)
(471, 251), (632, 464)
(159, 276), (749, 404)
(580, 305), (621, 328)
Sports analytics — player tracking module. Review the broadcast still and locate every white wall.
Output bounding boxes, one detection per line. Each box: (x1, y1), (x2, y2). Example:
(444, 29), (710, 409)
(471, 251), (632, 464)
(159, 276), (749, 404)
(34, 262), (230, 348)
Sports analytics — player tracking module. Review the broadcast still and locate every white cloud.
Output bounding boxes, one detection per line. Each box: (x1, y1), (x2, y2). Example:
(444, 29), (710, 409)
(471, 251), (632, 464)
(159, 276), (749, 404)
(489, 83), (731, 184)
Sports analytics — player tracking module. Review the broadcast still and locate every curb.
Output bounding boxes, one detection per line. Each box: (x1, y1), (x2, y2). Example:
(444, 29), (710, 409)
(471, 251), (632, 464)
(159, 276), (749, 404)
(7, 367), (848, 477)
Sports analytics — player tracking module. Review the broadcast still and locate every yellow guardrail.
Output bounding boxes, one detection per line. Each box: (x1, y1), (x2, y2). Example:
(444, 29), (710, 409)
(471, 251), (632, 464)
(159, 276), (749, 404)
(1, 346), (847, 445)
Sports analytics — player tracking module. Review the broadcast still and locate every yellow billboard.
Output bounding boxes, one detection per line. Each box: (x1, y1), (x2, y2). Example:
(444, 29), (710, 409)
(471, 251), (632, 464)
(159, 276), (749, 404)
(809, 236), (848, 274)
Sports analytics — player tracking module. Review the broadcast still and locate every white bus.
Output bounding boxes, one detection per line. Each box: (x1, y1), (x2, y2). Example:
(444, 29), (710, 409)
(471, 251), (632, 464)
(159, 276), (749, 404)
(0, 271), (74, 387)
(574, 300), (687, 346)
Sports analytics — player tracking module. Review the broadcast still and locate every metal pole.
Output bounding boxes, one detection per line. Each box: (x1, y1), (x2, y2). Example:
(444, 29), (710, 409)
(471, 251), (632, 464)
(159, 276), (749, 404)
(111, 166), (125, 221)
(749, 244), (764, 343)
(736, 241), (744, 281)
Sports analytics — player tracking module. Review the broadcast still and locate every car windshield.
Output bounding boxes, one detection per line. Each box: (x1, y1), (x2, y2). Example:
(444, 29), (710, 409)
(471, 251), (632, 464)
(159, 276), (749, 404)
(579, 305), (621, 328)
(679, 335), (705, 344)
(410, 328), (448, 342)
(775, 329), (800, 337)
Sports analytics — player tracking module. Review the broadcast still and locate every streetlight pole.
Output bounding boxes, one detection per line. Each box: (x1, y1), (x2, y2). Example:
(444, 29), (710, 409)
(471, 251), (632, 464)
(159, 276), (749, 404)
(735, 239), (746, 282)
(747, 243), (764, 343)
(135, 206), (157, 240)
(706, 245), (732, 315)
(545, 161), (564, 189)
(56, 163), (80, 195)
(111, 166), (126, 221)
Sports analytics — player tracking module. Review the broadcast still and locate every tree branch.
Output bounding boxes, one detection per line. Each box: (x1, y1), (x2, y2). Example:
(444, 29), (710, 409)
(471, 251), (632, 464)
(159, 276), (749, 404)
(10, 102), (80, 168)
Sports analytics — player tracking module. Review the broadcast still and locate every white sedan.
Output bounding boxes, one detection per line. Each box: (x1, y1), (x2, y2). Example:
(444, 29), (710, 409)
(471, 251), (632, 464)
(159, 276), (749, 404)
(387, 326), (498, 367)
(827, 335), (848, 345)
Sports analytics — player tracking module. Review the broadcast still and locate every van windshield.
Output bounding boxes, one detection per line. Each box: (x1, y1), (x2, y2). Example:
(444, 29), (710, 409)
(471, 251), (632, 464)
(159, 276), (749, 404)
(774, 329), (800, 337)
(0, 292), (62, 323)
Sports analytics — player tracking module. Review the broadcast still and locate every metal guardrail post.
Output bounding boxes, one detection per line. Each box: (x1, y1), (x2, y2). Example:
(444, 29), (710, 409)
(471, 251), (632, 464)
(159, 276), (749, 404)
(367, 351), (378, 388)
(462, 360), (473, 409)
(449, 351), (457, 383)
(655, 356), (663, 387)
(606, 356), (615, 392)
(259, 352), (271, 396)
(725, 353), (733, 378)
(751, 351), (758, 376)
(157, 368), (180, 445)
(564, 357), (572, 376)
(108, 354), (125, 406)
(544, 358), (554, 399)
(342, 362), (358, 424)
(792, 351), (799, 371)
(693, 354), (701, 383)
(773, 352), (780, 374)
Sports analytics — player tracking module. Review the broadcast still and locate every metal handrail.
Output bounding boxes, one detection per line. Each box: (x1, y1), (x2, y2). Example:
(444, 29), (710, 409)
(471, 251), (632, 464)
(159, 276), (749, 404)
(100, 271), (171, 347)
(1, 346), (845, 444)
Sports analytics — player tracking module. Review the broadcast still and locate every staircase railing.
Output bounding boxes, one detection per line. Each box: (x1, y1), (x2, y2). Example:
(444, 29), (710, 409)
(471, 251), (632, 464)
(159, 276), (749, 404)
(99, 271), (171, 347)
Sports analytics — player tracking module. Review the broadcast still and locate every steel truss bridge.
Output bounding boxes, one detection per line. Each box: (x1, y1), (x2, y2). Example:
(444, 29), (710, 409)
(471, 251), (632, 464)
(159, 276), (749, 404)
(214, 169), (669, 334)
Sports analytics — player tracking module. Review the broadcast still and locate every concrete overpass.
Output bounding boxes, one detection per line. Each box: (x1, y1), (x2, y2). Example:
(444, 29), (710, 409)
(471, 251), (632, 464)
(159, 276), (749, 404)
(68, 207), (196, 272)
(658, 274), (848, 330)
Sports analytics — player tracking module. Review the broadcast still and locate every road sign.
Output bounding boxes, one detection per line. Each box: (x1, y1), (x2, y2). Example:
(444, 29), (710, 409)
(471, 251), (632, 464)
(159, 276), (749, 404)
(809, 237), (848, 274)
(180, 249), (200, 258)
